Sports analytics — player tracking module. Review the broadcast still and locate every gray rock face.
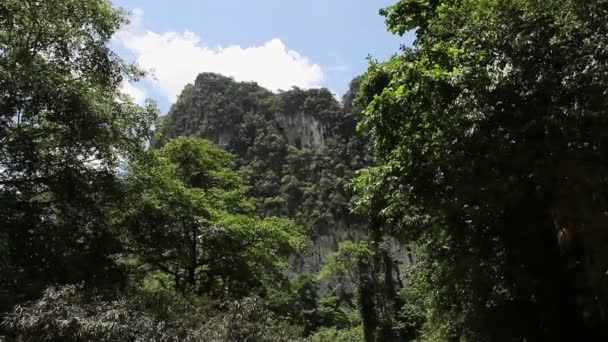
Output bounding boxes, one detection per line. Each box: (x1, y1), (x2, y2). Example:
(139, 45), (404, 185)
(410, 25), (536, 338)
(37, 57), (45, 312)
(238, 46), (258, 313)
(275, 111), (325, 148)
(293, 218), (366, 273)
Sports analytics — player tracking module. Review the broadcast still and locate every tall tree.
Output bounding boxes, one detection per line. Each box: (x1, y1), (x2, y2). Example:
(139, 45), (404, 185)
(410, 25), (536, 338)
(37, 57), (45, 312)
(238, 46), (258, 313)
(121, 137), (305, 298)
(357, 0), (608, 340)
(0, 0), (157, 309)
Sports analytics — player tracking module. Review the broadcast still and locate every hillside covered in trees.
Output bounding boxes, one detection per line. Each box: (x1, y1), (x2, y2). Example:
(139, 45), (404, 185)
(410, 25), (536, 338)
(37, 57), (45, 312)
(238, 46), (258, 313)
(3, 0), (608, 341)
(155, 73), (373, 270)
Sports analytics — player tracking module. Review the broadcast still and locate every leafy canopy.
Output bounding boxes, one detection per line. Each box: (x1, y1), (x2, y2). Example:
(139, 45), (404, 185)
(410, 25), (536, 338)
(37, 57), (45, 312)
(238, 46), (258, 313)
(122, 137), (305, 298)
(357, 0), (608, 340)
(0, 0), (157, 306)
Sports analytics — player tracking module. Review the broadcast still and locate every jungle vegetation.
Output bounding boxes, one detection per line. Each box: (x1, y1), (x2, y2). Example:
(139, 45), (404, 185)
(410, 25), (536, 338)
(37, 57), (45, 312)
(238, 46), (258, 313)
(2, 0), (608, 341)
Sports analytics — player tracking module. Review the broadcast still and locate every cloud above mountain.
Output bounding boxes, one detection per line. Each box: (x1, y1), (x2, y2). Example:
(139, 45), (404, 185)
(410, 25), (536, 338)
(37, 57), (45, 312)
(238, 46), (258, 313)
(116, 9), (324, 103)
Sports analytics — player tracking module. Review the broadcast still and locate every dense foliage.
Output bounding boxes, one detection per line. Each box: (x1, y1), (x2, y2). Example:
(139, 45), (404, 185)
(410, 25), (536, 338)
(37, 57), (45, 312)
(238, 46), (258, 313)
(0, 0), (157, 310)
(121, 137), (304, 298)
(4, 0), (608, 341)
(4, 285), (301, 342)
(356, 0), (608, 340)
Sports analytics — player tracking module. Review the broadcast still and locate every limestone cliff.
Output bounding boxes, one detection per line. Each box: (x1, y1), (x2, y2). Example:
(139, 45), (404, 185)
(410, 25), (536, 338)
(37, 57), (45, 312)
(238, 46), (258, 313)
(157, 73), (370, 270)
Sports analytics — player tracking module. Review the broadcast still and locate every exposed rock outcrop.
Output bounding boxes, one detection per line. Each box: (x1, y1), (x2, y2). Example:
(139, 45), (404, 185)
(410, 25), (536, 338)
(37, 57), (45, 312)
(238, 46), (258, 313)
(157, 73), (370, 270)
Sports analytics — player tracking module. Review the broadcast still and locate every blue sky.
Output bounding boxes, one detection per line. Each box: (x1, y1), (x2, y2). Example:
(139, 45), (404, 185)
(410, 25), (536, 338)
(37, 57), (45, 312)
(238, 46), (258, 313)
(111, 0), (414, 112)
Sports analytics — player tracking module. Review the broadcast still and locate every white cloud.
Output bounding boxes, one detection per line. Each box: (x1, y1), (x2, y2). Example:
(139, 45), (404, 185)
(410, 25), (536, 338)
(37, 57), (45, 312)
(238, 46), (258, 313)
(116, 9), (324, 102)
(120, 81), (146, 104)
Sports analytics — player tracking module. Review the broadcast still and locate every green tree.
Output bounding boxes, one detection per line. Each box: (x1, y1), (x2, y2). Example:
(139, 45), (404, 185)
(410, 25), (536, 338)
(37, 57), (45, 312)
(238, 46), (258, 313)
(317, 241), (365, 296)
(357, 0), (608, 340)
(122, 137), (305, 298)
(307, 326), (364, 342)
(3, 285), (302, 342)
(0, 0), (157, 309)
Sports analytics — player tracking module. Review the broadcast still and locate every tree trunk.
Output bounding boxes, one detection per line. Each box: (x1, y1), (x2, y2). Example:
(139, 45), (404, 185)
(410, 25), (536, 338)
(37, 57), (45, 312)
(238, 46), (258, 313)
(551, 159), (608, 330)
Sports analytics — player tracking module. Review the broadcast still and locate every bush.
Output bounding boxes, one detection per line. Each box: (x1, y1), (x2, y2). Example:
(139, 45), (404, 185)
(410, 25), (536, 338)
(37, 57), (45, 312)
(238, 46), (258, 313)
(307, 326), (363, 342)
(2, 285), (302, 342)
